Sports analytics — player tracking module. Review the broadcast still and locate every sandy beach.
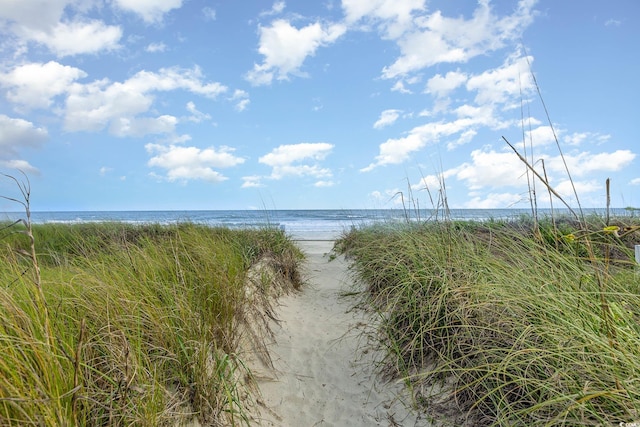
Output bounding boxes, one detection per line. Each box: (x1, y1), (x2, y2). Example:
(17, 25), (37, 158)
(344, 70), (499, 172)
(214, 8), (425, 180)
(246, 240), (429, 426)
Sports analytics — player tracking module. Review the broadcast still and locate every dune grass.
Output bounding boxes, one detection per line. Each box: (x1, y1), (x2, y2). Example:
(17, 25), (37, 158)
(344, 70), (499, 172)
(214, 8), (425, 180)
(0, 219), (303, 426)
(335, 216), (640, 425)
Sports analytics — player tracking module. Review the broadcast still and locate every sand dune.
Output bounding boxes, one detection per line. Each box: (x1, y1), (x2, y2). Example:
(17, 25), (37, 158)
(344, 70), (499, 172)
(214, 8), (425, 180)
(246, 240), (430, 427)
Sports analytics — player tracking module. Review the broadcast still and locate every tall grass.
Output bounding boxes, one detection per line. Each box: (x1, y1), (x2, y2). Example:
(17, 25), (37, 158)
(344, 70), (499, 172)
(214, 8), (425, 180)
(336, 216), (640, 425)
(1, 198), (302, 425)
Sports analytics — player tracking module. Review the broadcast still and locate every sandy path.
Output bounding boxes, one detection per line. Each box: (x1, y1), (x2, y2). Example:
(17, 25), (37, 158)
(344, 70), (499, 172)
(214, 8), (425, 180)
(248, 240), (429, 427)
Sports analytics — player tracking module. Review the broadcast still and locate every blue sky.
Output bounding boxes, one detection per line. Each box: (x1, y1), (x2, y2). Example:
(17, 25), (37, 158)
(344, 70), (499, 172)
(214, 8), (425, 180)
(0, 0), (638, 211)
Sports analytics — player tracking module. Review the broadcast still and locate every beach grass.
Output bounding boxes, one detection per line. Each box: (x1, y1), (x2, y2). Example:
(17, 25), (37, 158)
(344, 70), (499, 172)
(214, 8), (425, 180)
(335, 216), (640, 425)
(0, 220), (303, 426)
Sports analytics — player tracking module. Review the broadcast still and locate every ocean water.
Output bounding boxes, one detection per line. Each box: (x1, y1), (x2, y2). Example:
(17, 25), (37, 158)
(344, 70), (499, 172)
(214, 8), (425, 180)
(1, 208), (633, 241)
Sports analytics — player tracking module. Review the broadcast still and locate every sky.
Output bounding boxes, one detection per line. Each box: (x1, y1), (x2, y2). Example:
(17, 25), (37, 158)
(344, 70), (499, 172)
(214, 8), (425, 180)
(0, 0), (638, 211)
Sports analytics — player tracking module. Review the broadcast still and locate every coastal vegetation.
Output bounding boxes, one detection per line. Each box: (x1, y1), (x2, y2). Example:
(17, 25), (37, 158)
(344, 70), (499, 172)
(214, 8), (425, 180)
(0, 176), (303, 426)
(336, 214), (640, 425)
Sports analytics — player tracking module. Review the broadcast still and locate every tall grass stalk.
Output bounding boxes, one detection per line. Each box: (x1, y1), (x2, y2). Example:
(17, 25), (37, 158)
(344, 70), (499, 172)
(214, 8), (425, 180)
(1, 187), (303, 426)
(336, 219), (640, 425)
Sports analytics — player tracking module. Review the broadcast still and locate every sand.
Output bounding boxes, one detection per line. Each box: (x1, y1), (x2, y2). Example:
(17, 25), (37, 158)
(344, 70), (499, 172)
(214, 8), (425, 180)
(246, 240), (431, 427)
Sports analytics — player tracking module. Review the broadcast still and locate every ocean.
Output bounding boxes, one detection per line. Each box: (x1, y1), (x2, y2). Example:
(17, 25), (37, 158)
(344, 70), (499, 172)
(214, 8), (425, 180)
(1, 208), (633, 241)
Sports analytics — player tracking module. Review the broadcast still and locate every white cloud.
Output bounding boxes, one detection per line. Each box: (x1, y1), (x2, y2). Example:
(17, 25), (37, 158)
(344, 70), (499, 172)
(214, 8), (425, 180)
(0, 61), (87, 109)
(430, 148), (635, 209)
(630, 178), (640, 186)
(448, 129), (477, 150)
(99, 166), (113, 176)
(0, 114), (48, 156)
(314, 180), (335, 187)
(235, 99), (250, 112)
(261, 1), (286, 17)
(342, 0), (425, 38)
(563, 132), (610, 146)
(241, 175), (264, 188)
(185, 102), (211, 123)
(112, 0), (184, 23)
(0, 0), (70, 31)
(364, 52), (539, 171)
(373, 109), (402, 129)
(391, 80), (412, 94)
(259, 142), (334, 179)
(110, 115), (178, 137)
(146, 42), (167, 53)
(425, 70), (467, 98)
(0, 159), (39, 174)
(64, 67), (227, 135)
(546, 150), (636, 177)
(202, 7), (216, 21)
(381, 0), (537, 78)
(245, 19), (346, 85)
(369, 188), (405, 207)
(0, 0), (123, 56)
(363, 111), (507, 171)
(524, 125), (558, 147)
(464, 192), (523, 208)
(30, 20), (122, 57)
(361, 131), (424, 171)
(466, 54), (534, 105)
(554, 179), (601, 198)
(455, 149), (527, 190)
(229, 89), (250, 111)
(146, 143), (245, 183)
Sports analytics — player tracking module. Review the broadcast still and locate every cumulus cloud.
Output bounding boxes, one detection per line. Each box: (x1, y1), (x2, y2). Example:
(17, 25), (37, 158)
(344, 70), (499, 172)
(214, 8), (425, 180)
(112, 0), (183, 23)
(369, 188), (405, 207)
(391, 80), (412, 94)
(260, 1), (286, 17)
(0, 0), (122, 56)
(466, 54), (534, 105)
(0, 0), (71, 31)
(416, 147), (637, 209)
(464, 192), (524, 208)
(230, 89), (250, 111)
(64, 67), (227, 136)
(454, 149), (531, 191)
(563, 132), (610, 146)
(146, 143), (245, 183)
(245, 19), (346, 85)
(0, 114), (48, 156)
(146, 42), (167, 53)
(524, 125), (558, 147)
(381, 0), (537, 78)
(0, 159), (39, 174)
(546, 150), (636, 177)
(425, 70), (468, 98)
(258, 142), (334, 182)
(184, 102), (211, 123)
(202, 7), (216, 21)
(342, 0), (424, 38)
(0, 61), (87, 109)
(554, 179), (601, 199)
(364, 53), (536, 170)
(110, 115), (178, 137)
(99, 166), (113, 176)
(241, 175), (264, 188)
(362, 109), (509, 171)
(314, 180), (335, 187)
(373, 109), (402, 129)
(31, 20), (122, 57)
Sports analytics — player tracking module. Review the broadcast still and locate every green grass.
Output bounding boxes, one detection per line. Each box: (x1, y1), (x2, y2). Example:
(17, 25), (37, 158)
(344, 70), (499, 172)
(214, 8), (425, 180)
(335, 217), (640, 426)
(0, 221), (303, 426)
